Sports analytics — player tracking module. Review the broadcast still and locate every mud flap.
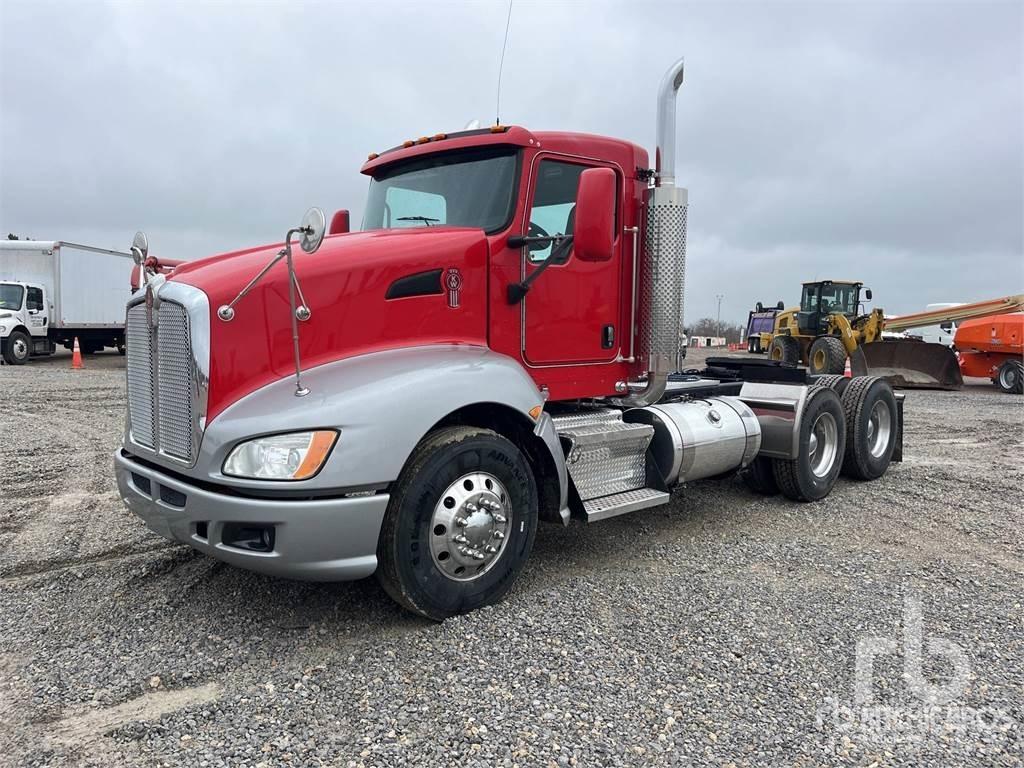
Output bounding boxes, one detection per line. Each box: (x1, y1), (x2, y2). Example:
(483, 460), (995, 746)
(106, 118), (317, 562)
(860, 340), (963, 390)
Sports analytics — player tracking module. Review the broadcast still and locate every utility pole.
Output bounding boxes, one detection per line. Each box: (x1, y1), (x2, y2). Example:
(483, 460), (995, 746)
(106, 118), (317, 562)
(716, 294), (723, 341)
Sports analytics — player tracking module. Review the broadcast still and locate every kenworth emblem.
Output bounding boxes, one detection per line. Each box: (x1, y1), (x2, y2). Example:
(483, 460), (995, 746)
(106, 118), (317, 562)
(445, 268), (463, 309)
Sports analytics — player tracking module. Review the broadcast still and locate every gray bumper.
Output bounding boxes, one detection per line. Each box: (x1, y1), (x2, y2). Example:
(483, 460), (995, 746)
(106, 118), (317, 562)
(115, 450), (388, 581)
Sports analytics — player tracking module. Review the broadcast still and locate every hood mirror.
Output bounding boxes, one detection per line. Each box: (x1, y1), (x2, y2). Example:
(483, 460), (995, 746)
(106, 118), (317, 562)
(131, 231), (149, 265)
(300, 207), (326, 254)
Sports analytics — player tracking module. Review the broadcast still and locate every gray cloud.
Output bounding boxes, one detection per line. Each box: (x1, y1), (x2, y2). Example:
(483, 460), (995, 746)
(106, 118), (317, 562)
(1, 0), (1020, 323)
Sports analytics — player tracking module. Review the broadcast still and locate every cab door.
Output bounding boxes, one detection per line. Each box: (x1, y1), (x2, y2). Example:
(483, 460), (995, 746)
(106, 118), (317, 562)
(25, 285), (48, 337)
(521, 156), (621, 365)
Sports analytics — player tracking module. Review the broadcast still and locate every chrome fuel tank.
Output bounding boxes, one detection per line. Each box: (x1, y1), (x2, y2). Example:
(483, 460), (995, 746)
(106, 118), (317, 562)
(624, 397), (761, 486)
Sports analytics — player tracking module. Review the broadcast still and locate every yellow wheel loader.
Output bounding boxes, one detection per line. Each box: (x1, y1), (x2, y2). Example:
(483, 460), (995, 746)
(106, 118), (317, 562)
(766, 280), (1024, 389)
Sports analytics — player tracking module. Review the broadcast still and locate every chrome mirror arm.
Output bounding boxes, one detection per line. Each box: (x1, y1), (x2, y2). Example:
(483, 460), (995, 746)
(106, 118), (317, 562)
(215, 210), (324, 398)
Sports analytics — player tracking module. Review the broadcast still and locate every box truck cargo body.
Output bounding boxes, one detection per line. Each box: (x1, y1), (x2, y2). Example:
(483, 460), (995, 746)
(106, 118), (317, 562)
(0, 240), (133, 364)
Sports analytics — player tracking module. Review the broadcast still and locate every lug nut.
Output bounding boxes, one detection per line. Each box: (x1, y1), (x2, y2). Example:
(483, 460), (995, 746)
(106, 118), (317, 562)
(492, 531), (504, 540)
(465, 502), (478, 513)
(453, 534), (469, 544)
(492, 514), (506, 524)
(471, 550), (485, 561)
(485, 545), (498, 554)
(454, 517), (468, 527)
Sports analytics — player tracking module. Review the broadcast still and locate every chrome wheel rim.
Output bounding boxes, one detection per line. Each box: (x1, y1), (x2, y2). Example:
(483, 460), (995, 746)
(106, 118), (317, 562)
(429, 472), (511, 582)
(867, 400), (892, 458)
(12, 338), (28, 360)
(807, 412), (839, 478)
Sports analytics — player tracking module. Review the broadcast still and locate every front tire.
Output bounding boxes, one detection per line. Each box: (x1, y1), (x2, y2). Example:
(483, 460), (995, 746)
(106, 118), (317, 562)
(808, 336), (847, 375)
(996, 359), (1023, 394)
(2, 330), (31, 365)
(376, 426), (538, 621)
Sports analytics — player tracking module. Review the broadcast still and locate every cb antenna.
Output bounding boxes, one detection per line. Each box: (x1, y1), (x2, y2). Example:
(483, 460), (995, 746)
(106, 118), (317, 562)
(495, 0), (513, 125)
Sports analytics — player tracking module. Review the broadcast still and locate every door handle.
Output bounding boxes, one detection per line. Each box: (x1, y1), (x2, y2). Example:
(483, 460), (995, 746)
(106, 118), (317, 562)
(602, 324), (615, 349)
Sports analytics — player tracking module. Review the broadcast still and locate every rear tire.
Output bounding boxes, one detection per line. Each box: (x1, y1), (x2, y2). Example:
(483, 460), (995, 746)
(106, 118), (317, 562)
(996, 359), (1023, 394)
(808, 336), (847, 375)
(768, 335), (800, 365)
(2, 330), (31, 365)
(840, 376), (898, 480)
(813, 373), (850, 396)
(772, 387), (846, 501)
(741, 456), (778, 495)
(376, 426), (538, 621)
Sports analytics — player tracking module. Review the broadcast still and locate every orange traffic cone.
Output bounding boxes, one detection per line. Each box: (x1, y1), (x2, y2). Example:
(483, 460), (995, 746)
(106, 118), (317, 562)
(843, 356), (852, 378)
(71, 337), (84, 370)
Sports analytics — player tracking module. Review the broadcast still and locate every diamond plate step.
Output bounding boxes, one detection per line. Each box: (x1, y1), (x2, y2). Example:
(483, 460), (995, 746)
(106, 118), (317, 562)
(555, 411), (654, 501)
(583, 488), (670, 522)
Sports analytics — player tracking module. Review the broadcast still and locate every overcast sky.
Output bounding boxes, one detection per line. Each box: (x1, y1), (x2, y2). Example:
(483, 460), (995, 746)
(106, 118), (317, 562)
(1, 0), (1021, 323)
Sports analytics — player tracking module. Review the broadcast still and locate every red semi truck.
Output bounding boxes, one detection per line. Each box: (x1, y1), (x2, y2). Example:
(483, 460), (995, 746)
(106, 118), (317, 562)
(115, 60), (904, 619)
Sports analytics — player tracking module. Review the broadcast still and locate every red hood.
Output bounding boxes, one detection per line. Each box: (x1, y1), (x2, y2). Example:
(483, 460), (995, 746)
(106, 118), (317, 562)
(171, 227), (489, 422)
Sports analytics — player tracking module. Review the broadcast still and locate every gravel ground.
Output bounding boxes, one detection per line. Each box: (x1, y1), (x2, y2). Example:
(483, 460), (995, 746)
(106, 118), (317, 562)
(1, 349), (1022, 767)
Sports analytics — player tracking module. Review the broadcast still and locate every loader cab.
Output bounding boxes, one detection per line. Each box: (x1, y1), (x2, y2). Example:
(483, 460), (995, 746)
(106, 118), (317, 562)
(797, 280), (862, 335)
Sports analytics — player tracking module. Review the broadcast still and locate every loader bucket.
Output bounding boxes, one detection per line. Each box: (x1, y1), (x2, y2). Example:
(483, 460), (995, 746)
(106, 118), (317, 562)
(859, 340), (963, 390)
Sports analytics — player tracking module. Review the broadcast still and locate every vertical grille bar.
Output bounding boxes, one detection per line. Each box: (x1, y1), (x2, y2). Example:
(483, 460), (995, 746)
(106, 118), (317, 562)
(125, 304), (155, 447)
(156, 302), (194, 461)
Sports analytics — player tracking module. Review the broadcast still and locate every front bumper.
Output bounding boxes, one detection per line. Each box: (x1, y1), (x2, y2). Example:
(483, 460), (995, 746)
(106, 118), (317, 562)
(115, 450), (388, 581)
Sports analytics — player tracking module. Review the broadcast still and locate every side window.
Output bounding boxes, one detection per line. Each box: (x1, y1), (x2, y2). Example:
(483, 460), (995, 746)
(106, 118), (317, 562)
(384, 186), (447, 228)
(26, 287), (43, 311)
(528, 160), (587, 263)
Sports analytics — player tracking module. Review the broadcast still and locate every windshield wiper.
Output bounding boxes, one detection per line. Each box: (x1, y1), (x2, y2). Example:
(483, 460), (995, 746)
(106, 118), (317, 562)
(396, 215), (439, 227)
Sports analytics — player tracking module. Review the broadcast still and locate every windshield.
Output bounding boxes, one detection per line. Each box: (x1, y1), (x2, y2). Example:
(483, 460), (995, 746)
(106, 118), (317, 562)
(802, 283), (858, 315)
(0, 284), (24, 310)
(363, 148), (519, 234)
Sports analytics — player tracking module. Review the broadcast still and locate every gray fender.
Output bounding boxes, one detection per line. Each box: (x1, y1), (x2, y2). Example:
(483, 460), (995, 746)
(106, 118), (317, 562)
(184, 345), (567, 512)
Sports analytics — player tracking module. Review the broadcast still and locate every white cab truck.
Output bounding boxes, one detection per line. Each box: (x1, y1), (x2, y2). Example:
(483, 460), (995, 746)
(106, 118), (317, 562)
(0, 240), (133, 364)
(904, 303), (963, 347)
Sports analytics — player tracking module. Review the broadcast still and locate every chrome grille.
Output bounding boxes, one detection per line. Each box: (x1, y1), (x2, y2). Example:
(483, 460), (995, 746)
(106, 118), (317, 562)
(125, 304), (155, 448)
(156, 302), (193, 460)
(125, 294), (198, 463)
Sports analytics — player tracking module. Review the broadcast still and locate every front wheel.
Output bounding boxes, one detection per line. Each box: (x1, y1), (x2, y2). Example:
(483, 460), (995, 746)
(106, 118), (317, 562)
(808, 336), (847, 375)
(376, 426), (538, 621)
(2, 330), (31, 365)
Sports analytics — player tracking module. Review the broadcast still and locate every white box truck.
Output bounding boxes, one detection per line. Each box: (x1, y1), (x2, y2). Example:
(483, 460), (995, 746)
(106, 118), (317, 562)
(0, 240), (134, 364)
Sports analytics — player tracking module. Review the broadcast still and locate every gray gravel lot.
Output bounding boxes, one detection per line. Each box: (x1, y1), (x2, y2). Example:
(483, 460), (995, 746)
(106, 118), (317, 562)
(1, 349), (1022, 767)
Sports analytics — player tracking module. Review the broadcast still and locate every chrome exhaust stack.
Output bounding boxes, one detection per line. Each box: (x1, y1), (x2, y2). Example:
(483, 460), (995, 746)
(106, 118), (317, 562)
(614, 57), (687, 407)
(655, 57), (685, 188)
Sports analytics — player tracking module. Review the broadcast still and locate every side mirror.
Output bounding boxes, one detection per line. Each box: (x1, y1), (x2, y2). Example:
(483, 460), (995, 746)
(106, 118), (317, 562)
(865, 288), (873, 301)
(329, 209), (351, 235)
(574, 168), (616, 262)
(299, 207), (327, 254)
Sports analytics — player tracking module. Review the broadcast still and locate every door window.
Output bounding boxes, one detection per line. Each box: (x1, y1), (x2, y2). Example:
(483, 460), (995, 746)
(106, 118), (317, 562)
(800, 285), (819, 312)
(26, 287), (43, 311)
(528, 161), (586, 262)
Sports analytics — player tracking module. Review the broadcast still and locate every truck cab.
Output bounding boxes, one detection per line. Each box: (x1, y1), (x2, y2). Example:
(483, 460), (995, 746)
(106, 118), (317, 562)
(115, 59), (905, 620)
(796, 280), (868, 336)
(0, 281), (48, 364)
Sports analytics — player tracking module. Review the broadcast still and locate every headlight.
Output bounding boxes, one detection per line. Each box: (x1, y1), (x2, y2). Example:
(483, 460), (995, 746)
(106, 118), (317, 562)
(222, 430), (338, 480)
